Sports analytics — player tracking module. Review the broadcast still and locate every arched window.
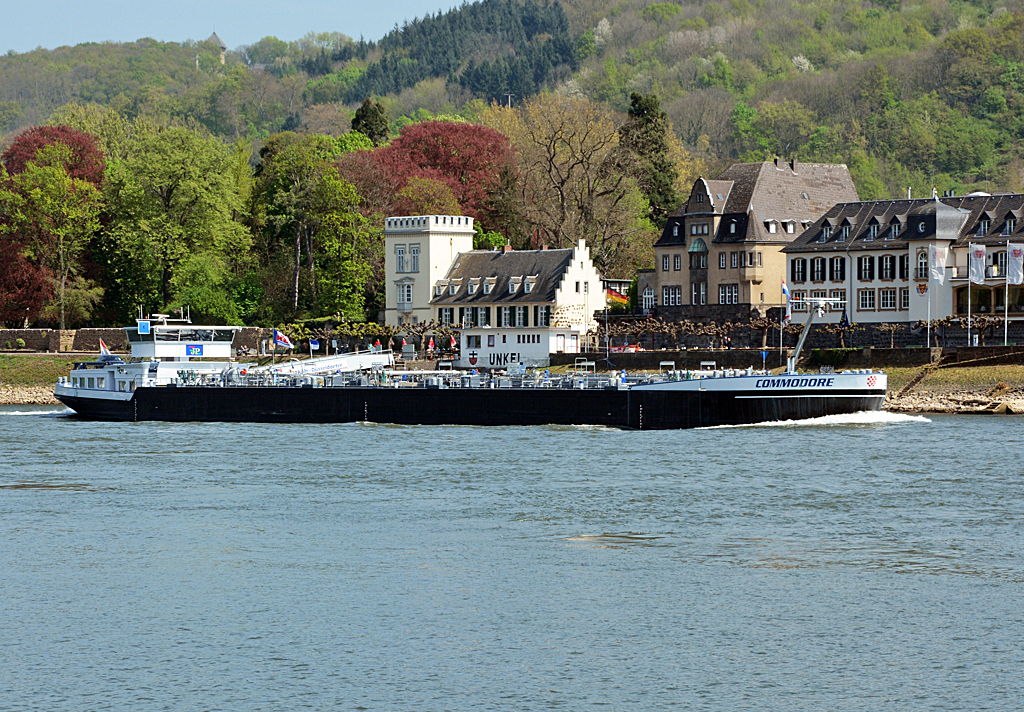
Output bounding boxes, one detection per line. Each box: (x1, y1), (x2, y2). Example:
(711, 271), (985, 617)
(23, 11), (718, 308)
(917, 250), (928, 279)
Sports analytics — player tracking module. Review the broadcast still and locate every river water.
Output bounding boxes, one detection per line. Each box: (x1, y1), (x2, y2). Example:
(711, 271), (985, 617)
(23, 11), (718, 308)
(2, 406), (1022, 711)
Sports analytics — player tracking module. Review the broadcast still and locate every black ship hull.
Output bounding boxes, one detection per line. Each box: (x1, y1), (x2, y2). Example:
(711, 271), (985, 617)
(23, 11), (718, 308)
(56, 385), (886, 429)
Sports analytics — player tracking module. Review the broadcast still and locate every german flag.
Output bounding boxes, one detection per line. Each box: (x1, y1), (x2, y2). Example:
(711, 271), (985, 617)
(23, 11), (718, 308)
(606, 288), (628, 305)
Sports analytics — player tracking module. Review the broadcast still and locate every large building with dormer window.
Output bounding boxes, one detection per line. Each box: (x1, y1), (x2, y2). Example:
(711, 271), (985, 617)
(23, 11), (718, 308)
(782, 193), (1024, 326)
(648, 159), (859, 321)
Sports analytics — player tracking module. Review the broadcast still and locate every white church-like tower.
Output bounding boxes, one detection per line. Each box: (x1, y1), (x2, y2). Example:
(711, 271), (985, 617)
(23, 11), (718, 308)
(383, 215), (475, 327)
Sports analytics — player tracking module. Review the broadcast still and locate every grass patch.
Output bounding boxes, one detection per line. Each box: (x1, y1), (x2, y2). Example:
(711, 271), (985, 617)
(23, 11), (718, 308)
(917, 365), (1024, 392)
(879, 366), (919, 393)
(0, 355), (80, 387)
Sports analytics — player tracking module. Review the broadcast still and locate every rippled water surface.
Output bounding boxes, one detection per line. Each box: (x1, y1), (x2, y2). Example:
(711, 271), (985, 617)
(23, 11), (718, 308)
(2, 406), (1023, 710)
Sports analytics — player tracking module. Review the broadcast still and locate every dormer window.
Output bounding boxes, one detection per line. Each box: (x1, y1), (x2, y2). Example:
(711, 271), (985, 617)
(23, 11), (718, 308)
(840, 225), (850, 241)
(888, 224), (899, 239)
(1005, 218), (1017, 235)
(786, 222), (795, 234)
(867, 225), (878, 240)
(509, 280), (518, 294)
(483, 279), (493, 294)
(822, 226), (832, 240)
(524, 278), (533, 294)
(767, 221), (777, 234)
(672, 225), (678, 237)
(979, 219), (990, 236)
(729, 221), (736, 234)
(435, 283), (446, 296)
(468, 280), (477, 295)
(449, 282), (458, 295)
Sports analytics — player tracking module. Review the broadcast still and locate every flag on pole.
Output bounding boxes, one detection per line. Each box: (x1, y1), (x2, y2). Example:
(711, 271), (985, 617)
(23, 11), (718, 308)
(1008, 243), (1024, 285)
(450, 335), (457, 349)
(273, 330), (294, 349)
(781, 280), (792, 326)
(99, 338), (112, 357)
(309, 338), (320, 350)
(402, 337), (407, 346)
(969, 243), (987, 284)
(838, 310), (850, 329)
(930, 245), (948, 285)
(428, 337), (435, 350)
(606, 288), (628, 305)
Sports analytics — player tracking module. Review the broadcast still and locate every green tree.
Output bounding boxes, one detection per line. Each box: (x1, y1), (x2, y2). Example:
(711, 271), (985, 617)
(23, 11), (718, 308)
(351, 98), (389, 146)
(393, 176), (459, 216)
(753, 100), (818, 157)
(102, 127), (249, 314)
(618, 92), (679, 228)
(169, 252), (240, 324)
(256, 133), (373, 316)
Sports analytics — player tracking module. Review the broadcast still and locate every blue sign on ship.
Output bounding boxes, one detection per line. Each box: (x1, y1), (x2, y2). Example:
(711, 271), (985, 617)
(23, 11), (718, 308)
(186, 345), (203, 356)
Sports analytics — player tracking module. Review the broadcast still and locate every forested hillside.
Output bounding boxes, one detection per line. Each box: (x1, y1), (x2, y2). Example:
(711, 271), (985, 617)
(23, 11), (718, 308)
(565, 0), (1024, 197)
(2, 0), (1023, 199)
(2, 0), (1024, 332)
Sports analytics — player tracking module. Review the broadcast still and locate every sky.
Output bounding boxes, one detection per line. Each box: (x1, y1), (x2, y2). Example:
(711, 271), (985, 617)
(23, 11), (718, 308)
(3, 0), (464, 54)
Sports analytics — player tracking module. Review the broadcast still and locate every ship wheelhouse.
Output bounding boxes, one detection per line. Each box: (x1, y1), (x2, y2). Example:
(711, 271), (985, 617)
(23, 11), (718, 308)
(125, 320), (240, 362)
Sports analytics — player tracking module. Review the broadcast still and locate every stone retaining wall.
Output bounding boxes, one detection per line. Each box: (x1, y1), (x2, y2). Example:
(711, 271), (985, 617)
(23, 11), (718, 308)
(550, 350), (792, 371)
(0, 329), (51, 350)
(71, 329), (129, 352)
(552, 345), (1024, 370)
(615, 315), (1024, 351)
(0, 326), (274, 353)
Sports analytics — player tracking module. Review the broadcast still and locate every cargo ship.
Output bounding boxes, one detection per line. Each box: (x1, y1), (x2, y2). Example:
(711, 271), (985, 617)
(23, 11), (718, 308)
(54, 315), (886, 429)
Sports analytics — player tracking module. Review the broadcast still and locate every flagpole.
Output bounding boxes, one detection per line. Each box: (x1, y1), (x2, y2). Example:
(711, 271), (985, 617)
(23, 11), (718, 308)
(1005, 259), (1010, 347)
(778, 302), (783, 368)
(967, 243), (972, 348)
(926, 248), (932, 349)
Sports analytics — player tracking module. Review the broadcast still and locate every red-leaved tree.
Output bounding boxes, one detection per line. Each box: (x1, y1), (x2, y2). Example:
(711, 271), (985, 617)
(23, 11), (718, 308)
(2, 125), (106, 186)
(339, 121), (517, 225)
(1, 126), (106, 327)
(0, 229), (51, 327)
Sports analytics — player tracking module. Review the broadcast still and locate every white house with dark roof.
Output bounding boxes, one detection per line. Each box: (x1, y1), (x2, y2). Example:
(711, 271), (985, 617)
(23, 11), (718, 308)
(430, 239), (602, 368)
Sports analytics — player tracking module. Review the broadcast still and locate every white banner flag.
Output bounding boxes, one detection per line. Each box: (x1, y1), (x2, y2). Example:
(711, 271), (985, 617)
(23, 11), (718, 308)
(929, 246), (947, 285)
(969, 243), (987, 284)
(1009, 243), (1024, 285)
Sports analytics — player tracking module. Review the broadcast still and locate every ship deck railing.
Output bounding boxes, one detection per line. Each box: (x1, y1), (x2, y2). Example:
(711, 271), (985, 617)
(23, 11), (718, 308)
(150, 366), (789, 391)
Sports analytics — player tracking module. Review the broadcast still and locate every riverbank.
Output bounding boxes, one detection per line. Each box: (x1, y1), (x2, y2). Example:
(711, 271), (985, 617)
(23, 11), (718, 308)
(0, 354), (77, 405)
(0, 385), (60, 405)
(882, 364), (1024, 414)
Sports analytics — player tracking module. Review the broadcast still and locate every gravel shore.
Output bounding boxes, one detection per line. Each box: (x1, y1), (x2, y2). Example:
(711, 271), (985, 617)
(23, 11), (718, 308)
(0, 385), (60, 405)
(885, 389), (1024, 414)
